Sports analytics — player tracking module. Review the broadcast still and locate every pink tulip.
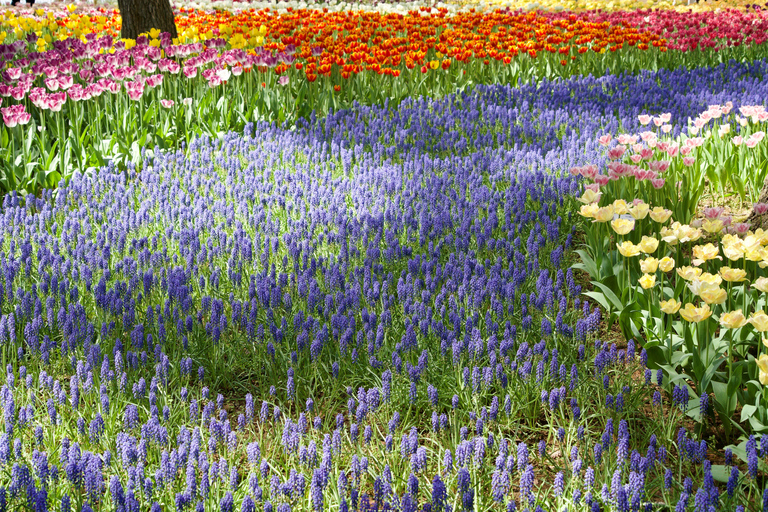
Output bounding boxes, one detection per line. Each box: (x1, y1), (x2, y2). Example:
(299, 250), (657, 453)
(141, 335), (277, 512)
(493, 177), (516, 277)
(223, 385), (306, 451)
(651, 178), (665, 189)
(161, 99), (175, 108)
(10, 86), (25, 101)
(732, 136), (744, 146)
(597, 134), (612, 146)
(580, 165), (598, 179)
(640, 148), (654, 160)
(58, 75), (73, 90)
(732, 223), (751, 235)
(594, 175), (610, 186)
(68, 84), (86, 101)
(703, 206), (725, 219)
(6, 68), (23, 81)
(45, 78), (60, 92)
(683, 157), (695, 166)
(648, 160), (670, 173)
(607, 146), (626, 160)
(638, 114), (652, 126)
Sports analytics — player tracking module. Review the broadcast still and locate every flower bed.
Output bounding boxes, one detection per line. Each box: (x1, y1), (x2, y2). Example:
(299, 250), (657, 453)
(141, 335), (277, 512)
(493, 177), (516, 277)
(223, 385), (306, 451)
(0, 54), (764, 511)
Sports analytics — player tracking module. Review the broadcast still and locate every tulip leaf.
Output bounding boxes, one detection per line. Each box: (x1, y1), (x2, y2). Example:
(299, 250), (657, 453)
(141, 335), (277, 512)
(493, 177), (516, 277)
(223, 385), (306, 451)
(582, 292), (613, 316)
(574, 250), (599, 280)
(589, 281), (623, 312)
(709, 465), (731, 484)
(741, 404), (758, 423)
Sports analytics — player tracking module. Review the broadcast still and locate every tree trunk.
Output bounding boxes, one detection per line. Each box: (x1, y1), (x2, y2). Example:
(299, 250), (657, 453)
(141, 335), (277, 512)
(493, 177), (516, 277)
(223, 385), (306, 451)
(118, 0), (178, 41)
(748, 175), (768, 229)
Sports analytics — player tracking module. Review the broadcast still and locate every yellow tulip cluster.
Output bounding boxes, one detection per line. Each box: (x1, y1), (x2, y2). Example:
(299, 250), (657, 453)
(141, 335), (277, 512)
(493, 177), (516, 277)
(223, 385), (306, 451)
(0, 9), (116, 50)
(578, 198), (671, 226)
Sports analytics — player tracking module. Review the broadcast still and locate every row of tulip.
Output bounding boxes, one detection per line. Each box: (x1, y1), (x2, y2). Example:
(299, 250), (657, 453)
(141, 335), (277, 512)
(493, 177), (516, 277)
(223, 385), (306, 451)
(0, 3), (767, 194)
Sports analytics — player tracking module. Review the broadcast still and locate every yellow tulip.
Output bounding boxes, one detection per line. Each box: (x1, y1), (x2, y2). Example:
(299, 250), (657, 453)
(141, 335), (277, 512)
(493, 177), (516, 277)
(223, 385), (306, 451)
(720, 310), (747, 329)
(649, 207), (673, 223)
(612, 199), (629, 214)
(429, 60), (440, 70)
(692, 243), (721, 266)
(746, 247), (765, 262)
(659, 257), (675, 272)
(750, 311), (768, 332)
(676, 266), (703, 281)
(660, 299), (682, 314)
(722, 242), (745, 261)
(688, 273), (723, 297)
(579, 204), (599, 218)
(578, 188), (602, 204)
(719, 266), (747, 282)
(756, 354), (768, 385)
(611, 218), (635, 235)
(679, 303), (712, 323)
(640, 257), (659, 274)
(660, 226), (678, 245)
(744, 234), (763, 251)
(639, 274), (656, 289)
(702, 219), (724, 234)
(754, 277), (768, 293)
(678, 225), (703, 244)
(638, 236), (659, 254)
(593, 206), (614, 223)
(617, 241), (641, 258)
(700, 287), (727, 305)
(628, 202), (649, 220)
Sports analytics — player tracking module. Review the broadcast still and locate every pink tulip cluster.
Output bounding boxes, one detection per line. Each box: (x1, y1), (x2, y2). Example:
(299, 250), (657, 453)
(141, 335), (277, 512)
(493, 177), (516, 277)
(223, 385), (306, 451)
(1, 103), (32, 127)
(543, 8), (768, 51)
(733, 131), (766, 148)
(0, 32), (284, 126)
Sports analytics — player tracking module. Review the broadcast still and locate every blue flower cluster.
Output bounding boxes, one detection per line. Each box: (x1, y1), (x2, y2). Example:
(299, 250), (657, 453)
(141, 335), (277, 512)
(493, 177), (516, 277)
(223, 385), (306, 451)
(0, 59), (766, 511)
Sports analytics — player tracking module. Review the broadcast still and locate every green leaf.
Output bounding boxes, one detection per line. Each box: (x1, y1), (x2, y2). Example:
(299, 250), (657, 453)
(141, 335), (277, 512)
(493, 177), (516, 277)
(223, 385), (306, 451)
(590, 281), (623, 312)
(583, 291), (612, 315)
(741, 404), (758, 422)
(710, 465), (731, 484)
(574, 250), (599, 280)
(730, 174), (746, 202)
